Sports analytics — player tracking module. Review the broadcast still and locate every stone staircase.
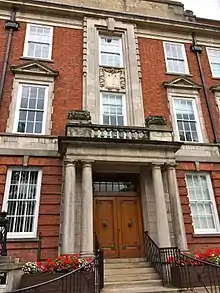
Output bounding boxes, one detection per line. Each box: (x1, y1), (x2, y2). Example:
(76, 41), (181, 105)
(102, 258), (179, 293)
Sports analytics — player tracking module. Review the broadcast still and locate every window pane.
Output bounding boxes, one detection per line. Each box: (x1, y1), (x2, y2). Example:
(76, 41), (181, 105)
(27, 25), (52, 59)
(6, 170), (39, 234)
(100, 36), (122, 67)
(17, 85), (46, 134)
(165, 42), (187, 73)
(102, 94), (124, 126)
(186, 174), (217, 231)
(174, 99), (199, 142)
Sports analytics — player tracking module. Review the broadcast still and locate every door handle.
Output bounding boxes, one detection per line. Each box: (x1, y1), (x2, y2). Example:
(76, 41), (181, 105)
(128, 221), (133, 228)
(102, 220), (108, 228)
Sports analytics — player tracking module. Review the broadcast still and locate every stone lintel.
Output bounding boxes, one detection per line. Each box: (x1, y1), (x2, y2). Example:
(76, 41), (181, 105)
(58, 136), (182, 158)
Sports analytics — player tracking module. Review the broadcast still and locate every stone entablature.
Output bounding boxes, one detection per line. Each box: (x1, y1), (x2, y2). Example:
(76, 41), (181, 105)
(0, 134), (58, 157)
(31, 0), (188, 21)
(176, 144), (220, 162)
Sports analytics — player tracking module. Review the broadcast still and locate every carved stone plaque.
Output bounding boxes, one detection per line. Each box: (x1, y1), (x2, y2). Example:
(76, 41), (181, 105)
(99, 67), (126, 91)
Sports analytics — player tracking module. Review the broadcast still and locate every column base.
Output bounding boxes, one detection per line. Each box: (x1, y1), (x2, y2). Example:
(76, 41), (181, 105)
(80, 251), (95, 258)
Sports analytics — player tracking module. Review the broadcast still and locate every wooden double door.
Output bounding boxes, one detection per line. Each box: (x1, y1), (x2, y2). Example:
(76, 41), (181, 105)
(94, 196), (144, 258)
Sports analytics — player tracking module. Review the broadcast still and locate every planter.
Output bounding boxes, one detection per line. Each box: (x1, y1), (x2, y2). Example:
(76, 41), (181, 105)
(171, 266), (220, 288)
(19, 271), (95, 293)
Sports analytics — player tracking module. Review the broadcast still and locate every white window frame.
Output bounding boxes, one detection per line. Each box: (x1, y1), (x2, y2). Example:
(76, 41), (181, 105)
(163, 42), (189, 74)
(172, 96), (203, 143)
(2, 168), (42, 239)
(99, 35), (123, 67)
(13, 83), (49, 135)
(100, 92), (127, 126)
(186, 173), (220, 234)
(206, 47), (220, 78)
(23, 24), (53, 60)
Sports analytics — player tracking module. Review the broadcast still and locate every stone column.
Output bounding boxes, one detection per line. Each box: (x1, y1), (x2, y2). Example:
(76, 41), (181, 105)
(62, 161), (76, 254)
(167, 165), (188, 250)
(152, 164), (171, 247)
(80, 161), (94, 257)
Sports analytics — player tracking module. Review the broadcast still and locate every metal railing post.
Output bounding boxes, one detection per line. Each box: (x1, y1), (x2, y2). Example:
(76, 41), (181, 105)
(0, 212), (8, 256)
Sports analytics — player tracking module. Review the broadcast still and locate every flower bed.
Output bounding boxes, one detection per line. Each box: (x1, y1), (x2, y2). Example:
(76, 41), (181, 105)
(22, 253), (92, 274)
(19, 253), (95, 293)
(167, 248), (220, 288)
(167, 248), (220, 267)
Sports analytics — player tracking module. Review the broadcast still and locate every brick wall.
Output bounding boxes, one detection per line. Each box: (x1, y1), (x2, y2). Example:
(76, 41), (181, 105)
(138, 37), (220, 142)
(177, 162), (220, 252)
(0, 21), (83, 136)
(0, 156), (62, 261)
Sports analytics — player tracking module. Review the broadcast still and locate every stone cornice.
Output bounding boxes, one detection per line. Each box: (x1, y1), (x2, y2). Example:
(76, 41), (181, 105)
(0, 0), (220, 39)
(210, 85), (220, 92)
(163, 76), (201, 90)
(10, 60), (59, 77)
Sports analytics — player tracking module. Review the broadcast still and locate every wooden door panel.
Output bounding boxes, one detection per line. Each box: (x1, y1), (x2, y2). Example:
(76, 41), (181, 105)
(118, 197), (144, 258)
(94, 198), (118, 258)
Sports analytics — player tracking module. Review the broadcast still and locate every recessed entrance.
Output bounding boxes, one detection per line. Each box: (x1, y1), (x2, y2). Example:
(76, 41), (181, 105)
(94, 178), (144, 258)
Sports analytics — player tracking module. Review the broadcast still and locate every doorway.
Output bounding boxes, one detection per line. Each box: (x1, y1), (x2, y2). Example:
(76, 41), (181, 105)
(94, 178), (144, 258)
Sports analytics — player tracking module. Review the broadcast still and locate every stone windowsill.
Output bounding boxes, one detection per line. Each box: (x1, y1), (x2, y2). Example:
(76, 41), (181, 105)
(193, 233), (220, 238)
(7, 237), (40, 242)
(20, 56), (54, 63)
(165, 72), (193, 77)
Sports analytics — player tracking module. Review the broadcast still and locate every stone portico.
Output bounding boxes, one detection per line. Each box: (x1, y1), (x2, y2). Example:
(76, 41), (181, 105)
(58, 111), (188, 257)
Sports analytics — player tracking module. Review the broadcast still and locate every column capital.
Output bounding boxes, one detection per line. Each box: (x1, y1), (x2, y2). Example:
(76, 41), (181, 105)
(81, 160), (94, 166)
(64, 160), (77, 167)
(151, 163), (163, 169)
(166, 163), (178, 170)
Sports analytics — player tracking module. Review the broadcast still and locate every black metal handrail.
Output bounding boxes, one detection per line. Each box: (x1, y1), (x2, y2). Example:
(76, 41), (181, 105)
(94, 233), (104, 289)
(144, 231), (180, 285)
(171, 252), (220, 292)
(145, 231), (220, 293)
(7, 250), (103, 293)
(0, 212), (8, 256)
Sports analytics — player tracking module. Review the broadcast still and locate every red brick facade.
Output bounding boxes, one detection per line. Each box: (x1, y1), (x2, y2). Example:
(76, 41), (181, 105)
(0, 157), (62, 261)
(0, 1), (220, 262)
(0, 22), (83, 135)
(177, 163), (220, 251)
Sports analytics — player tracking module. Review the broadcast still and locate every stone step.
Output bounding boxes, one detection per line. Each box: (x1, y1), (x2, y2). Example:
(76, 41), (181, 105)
(102, 285), (180, 293)
(104, 258), (146, 264)
(105, 272), (160, 282)
(105, 267), (156, 276)
(104, 279), (162, 289)
(105, 262), (150, 270)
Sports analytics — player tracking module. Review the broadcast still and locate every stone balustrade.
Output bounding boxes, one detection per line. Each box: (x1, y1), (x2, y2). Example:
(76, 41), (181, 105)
(65, 110), (173, 142)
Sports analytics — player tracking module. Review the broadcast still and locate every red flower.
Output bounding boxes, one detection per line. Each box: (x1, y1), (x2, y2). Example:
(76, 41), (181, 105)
(167, 256), (174, 264)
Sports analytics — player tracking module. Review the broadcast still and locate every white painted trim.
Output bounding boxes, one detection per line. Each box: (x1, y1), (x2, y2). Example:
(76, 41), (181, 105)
(100, 92), (127, 126)
(167, 87), (208, 143)
(99, 35), (123, 68)
(172, 96), (203, 143)
(163, 41), (189, 75)
(12, 83), (49, 135)
(214, 92), (220, 121)
(206, 47), (220, 78)
(2, 168), (42, 239)
(185, 172), (220, 235)
(23, 23), (53, 60)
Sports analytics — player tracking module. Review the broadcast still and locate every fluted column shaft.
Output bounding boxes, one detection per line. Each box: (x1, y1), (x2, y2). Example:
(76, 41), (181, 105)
(152, 164), (171, 247)
(167, 165), (187, 250)
(80, 162), (94, 257)
(62, 161), (76, 254)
